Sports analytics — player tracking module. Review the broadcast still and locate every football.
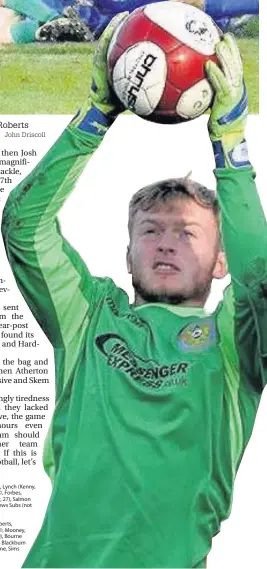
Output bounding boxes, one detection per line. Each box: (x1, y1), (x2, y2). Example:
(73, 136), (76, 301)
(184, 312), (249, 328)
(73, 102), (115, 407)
(107, 2), (222, 123)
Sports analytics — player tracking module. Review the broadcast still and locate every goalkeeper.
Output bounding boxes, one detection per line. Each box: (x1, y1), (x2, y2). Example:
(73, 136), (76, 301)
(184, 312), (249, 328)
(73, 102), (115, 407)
(2, 14), (266, 569)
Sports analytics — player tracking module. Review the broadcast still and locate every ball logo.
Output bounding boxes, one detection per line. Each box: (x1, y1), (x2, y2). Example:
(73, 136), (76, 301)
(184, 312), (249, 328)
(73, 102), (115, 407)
(193, 88), (210, 110)
(177, 79), (212, 119)
(186, 19), (213, 44)
(127, 54), (157, 111)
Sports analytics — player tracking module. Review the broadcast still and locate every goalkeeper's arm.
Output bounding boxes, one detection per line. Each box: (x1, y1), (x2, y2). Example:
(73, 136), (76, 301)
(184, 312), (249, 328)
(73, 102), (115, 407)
(206, 33), (266, 297)
(1, 15), (127, 349)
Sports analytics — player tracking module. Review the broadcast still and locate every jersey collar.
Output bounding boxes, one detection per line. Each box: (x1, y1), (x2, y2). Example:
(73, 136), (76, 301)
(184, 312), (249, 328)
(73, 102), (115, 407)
(134, 303), (209, 318)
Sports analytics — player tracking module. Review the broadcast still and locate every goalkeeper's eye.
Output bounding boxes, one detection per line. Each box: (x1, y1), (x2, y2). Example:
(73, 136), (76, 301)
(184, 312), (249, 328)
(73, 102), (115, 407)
(182, 229), (195, 238)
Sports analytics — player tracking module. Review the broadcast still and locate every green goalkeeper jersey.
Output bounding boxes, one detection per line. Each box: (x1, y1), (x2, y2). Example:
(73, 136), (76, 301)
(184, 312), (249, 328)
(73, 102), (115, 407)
(2, 122), (267, 569)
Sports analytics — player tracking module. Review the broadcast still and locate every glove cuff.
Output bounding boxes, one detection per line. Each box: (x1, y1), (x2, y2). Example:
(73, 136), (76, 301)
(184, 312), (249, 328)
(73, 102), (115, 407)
(212, 138), (251, 169)
(70, 105), (115, 136)
(217, 85), (248, 126)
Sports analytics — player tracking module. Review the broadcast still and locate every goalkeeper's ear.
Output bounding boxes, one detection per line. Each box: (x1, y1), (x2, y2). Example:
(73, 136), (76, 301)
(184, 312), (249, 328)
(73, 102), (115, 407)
(213, 251), (228, 280)
(126, 246), (132, 274)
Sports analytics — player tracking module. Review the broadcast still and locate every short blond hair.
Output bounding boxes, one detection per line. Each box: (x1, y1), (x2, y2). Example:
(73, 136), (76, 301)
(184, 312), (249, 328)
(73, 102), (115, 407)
(128, 177), (219, 237)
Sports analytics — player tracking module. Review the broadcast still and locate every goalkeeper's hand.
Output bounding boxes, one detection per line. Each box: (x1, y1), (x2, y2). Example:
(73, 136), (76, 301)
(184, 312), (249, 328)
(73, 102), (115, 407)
(71, 12), (128, 136)
(205, 33), (250, 169)
(90, 12), (128, 119)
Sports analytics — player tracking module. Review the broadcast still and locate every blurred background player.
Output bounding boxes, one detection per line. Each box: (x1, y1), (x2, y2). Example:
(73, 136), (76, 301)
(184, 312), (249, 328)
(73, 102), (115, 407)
(0, 0), (259, 43)
(0, 0), (92, 43)
(46, 0), (259, 39)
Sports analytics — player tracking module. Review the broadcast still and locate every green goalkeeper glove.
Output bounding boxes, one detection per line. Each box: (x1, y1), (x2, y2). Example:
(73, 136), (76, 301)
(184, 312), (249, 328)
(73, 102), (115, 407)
(205, 33), (250, 169)
(70, 12), (128, 136)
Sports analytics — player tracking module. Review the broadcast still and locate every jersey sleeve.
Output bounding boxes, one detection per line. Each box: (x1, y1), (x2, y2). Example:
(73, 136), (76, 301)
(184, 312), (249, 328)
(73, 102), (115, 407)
(205, 0), (259, 18)
(1, 124), (105, 354)
(216, 167), (267, 392)
(95, 0), (163, 14)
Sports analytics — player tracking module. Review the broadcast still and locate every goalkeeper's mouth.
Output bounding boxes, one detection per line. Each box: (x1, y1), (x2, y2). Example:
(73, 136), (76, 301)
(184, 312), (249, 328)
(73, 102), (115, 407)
(153, 261), (180, 274)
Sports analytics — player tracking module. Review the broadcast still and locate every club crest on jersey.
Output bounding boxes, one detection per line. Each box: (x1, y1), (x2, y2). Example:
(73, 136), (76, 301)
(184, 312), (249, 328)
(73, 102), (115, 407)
(177, 318), (216, 351)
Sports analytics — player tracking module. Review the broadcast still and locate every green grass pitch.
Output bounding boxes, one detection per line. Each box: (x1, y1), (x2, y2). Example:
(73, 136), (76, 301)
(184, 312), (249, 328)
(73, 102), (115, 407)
(0, 38), (259, 115)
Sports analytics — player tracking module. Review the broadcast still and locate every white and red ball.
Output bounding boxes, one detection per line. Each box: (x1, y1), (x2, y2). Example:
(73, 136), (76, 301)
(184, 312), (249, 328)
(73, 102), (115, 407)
(107, 2), (221, 123)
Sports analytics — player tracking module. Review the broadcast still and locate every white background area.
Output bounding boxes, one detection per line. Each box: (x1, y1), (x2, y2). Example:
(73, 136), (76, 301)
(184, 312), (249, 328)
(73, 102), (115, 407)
(0, 111), (266, 568)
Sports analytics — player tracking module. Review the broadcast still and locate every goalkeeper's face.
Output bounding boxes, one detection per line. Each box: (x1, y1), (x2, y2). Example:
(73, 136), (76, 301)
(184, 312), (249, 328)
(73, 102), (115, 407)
(127, 196), (227, 307)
